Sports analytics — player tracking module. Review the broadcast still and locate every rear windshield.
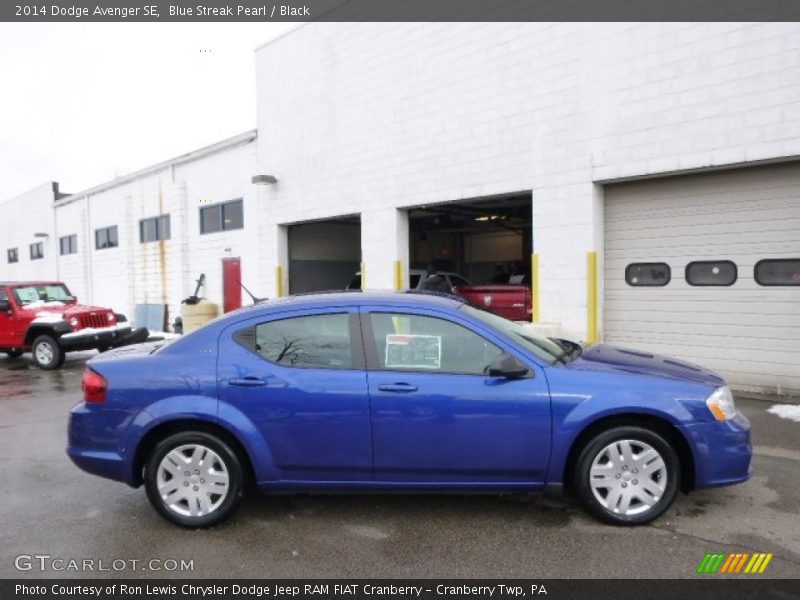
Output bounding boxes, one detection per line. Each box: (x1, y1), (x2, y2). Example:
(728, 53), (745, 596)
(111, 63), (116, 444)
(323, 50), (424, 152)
(460, 304), (564, 365)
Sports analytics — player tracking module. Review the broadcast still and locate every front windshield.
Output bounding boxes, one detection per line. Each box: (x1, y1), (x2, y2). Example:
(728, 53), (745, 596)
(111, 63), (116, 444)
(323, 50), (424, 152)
(460, 304), (566, 366)
(13, 284), (74, 307)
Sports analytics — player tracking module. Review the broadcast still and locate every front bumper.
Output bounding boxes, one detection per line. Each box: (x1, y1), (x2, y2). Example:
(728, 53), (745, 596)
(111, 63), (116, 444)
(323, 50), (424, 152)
(687, 411), (753, 489)
(59, 325), (132, 351)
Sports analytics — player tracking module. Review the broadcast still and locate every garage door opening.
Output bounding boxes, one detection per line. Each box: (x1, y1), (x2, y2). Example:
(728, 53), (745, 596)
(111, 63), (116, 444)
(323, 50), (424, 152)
(287, 216), (361, 294)
(407, 192), (532, 287)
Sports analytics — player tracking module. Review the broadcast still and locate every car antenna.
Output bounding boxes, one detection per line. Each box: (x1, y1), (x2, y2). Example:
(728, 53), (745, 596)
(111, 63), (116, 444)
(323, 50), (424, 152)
(240, 282), (266, 304)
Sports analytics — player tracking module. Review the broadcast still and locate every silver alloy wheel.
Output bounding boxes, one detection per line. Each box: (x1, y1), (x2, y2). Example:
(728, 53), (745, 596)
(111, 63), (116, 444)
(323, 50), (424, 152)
(156, 444), (230, 518)
(589, 439), (667, 516)
(35, 341), (54, 365)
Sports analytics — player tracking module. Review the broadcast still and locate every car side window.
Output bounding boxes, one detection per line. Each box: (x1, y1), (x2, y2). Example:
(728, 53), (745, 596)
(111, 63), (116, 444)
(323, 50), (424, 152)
(449, 275), (470, 287)
(253, 313), (353, 369)
(369, 312), (504, 375)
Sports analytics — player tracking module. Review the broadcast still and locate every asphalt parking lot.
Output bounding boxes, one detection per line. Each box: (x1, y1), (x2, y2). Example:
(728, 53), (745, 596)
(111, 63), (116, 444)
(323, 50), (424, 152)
(1, 353), (799, 579)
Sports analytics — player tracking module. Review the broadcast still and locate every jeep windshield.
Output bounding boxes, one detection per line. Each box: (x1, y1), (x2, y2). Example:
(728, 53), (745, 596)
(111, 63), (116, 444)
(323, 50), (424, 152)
(13, 284), (75, 307)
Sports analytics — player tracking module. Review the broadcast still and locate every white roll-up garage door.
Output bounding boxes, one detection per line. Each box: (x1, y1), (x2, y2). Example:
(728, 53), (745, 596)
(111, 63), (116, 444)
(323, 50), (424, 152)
(603, 163), (800, 397)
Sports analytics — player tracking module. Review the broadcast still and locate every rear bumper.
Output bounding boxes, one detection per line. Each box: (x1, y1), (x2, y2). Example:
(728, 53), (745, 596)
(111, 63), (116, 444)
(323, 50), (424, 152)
(67, 402), (137, 486)
(59, 326), (132, 351)
(687, 411), (753, 489)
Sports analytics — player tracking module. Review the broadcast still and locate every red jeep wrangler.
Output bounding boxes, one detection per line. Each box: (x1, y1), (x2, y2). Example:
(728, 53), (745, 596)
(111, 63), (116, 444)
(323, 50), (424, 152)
(0, 281), (134, 370)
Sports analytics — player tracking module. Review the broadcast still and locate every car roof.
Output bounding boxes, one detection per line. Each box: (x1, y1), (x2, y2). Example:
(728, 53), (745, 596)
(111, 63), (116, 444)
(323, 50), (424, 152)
(242, 290), (464, 315)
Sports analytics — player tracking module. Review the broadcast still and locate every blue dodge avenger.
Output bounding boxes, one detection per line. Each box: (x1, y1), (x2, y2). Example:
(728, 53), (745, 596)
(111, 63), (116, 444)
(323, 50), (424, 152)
(68, 291), (752, 527)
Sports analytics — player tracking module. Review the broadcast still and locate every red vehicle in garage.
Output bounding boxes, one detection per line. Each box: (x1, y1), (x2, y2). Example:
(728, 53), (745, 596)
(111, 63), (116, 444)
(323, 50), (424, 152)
(0, 281), (138, 369)
(348, 269), (533, 321)
(453, 283), (533, 322)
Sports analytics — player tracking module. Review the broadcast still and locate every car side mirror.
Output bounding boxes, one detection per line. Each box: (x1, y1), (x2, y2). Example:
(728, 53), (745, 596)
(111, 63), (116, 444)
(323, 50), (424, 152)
(0, 299), (10, 312)
(488, 353), (530, 379)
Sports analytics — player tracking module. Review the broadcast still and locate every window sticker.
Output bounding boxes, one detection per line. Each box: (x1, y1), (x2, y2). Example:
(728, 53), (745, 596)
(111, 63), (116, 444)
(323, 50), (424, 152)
(385, 334), (442, 369)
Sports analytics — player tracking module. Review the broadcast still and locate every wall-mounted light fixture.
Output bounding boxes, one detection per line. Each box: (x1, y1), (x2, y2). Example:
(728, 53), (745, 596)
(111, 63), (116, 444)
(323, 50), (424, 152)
(251, 174), (278, 185)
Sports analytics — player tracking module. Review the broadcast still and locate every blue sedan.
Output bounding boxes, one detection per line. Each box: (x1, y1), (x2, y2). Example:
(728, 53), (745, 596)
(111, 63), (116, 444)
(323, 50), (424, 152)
(68, 291), (752, 527)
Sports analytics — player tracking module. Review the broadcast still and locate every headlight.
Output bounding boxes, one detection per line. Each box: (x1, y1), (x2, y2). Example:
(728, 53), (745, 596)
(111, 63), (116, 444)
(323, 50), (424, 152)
(108, 313), (115, 322)
(69, 317), (79, 327)
(706, 386), (736, 421)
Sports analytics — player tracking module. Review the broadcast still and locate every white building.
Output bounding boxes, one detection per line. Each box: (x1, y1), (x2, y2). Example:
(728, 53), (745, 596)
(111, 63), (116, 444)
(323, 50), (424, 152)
(2, 22), (800, 396)
(1, 131), (259, 329)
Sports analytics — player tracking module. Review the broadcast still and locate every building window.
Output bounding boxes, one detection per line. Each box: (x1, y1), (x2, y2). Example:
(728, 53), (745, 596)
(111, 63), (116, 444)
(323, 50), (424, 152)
(140, 214), (170, 243)
(95, 226), (119, 250)
(30, 242), (44, 261)
(59, 234), (78, 256)
(7, 248), (18, 264)
(685, 260), (737, 287)
(754, 259), (800, 286)
(200, 199), (244, 234)
(625, 263), (671, 287)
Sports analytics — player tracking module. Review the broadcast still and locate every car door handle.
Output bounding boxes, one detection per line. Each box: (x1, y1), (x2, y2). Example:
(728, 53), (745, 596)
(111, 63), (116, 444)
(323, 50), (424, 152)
(378, 383), (419, 393)
(228, 377), (267, 387)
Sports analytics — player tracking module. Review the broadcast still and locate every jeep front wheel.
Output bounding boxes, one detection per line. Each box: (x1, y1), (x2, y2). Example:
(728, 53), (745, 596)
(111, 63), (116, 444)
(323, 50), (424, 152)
(32, 335), (65, 370)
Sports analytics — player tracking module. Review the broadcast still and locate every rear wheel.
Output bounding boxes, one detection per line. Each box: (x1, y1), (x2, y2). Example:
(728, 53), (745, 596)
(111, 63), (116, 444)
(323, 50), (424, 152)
(144, 431), (245, 528)
(572, 426), (679, 525)
(31, 335), (65, 370)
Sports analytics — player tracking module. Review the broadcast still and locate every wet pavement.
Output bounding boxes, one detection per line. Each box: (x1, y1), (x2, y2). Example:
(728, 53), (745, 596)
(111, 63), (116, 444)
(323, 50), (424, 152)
(1, 353), (799, 579)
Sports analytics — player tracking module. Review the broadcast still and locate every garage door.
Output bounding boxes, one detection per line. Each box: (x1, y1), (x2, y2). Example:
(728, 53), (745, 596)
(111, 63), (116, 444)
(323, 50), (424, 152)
(604, 163), (800, 397)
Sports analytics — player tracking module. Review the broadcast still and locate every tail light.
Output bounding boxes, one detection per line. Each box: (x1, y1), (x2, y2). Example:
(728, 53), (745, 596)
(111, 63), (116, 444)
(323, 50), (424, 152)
(82, 369), (107, 404)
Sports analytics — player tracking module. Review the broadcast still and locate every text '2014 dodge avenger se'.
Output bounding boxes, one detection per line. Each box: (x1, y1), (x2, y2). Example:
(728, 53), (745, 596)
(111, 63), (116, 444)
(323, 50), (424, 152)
(67, 291), (752, 528)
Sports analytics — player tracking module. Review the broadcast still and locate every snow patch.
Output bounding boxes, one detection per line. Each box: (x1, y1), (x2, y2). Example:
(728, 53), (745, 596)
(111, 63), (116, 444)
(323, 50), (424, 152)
(60, 323), (132, 339)
(32, 312), (64, 324)
(24, 300), (66, 309)
(767, 404), (800, 423)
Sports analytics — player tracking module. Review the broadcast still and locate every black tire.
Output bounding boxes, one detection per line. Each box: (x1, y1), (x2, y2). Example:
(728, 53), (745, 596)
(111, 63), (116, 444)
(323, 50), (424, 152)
(572, 426), (680, 526)
(31, 335), (65, 370)
(144, 431), (245, 528)
(4, 349), (23, 359)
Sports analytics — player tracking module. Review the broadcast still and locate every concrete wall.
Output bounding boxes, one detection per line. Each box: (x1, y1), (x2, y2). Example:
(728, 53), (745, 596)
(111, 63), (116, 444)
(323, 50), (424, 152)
(254, 22), (800, 339)
(0, 183), (58, 282)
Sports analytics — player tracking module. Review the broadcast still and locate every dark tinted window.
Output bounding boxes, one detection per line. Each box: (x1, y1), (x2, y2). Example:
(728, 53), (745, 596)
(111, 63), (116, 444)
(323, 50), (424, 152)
(29, 242), (44, 260)
(59, 234), (77, 256)
(685, 261), (737, 286)
(450, 275), (470, 287)
(409, 274), (422, 288)
(95, 226), (118, 249)
(200, 205), (222, 233)
(347, 275), (361, 290)
(200, 199), (243, 234)
(625, 263), (671, 287)
(254, 313), (353, 369)
(7, 248), (18, 263)
(140, 215), (170, 243)
(755, 259), (800, 286)
(421, 274), (451, 293)
(369, 312), (504, 375)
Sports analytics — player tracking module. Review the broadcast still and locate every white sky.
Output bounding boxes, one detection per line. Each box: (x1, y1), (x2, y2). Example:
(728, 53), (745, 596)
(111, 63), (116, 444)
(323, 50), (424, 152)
(0, 23), (299, 200)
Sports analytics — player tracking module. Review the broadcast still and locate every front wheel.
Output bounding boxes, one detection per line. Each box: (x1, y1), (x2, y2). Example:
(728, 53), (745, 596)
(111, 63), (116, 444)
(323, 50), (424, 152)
(31, 335), (65, 370)
(573, 426), (680, 525)
(144, 431), (245, 528)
